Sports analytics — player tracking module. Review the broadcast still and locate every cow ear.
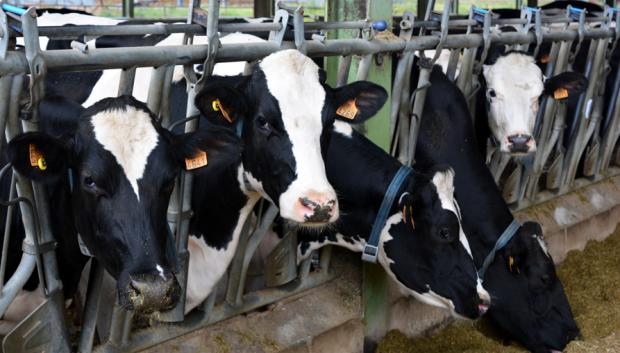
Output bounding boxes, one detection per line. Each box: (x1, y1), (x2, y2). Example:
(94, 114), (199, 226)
(7, 132), (71, 182)
(332, 81), (388, 123)
(194, 75), (249, 126)
(544, 71), (587, 101)
(170, 125), (242, 172)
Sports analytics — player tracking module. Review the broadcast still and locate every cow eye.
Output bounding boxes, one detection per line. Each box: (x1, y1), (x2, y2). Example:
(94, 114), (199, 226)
(487, 89), (497, 99)
(256, 115), (272, 134)
(84, 176), (96, 189)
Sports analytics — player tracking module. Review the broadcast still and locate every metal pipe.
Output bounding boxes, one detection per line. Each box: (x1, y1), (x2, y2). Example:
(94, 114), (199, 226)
(0, 174), (17, 291)
(0, 28), (616, 75)
(77, 260), (105, 353)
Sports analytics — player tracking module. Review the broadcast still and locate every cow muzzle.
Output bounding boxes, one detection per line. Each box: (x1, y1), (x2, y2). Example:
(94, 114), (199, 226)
(296, 192), (338, 224)
(507, 133), (536, 154)
(121, 272), (180, 313)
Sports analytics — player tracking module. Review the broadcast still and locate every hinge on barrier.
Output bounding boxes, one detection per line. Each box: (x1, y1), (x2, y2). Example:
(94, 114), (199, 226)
(568, 6), (585, 22)
(167, 209), (194, 223)
(22, 240), (57, 255)
(361, 244), (379, 263)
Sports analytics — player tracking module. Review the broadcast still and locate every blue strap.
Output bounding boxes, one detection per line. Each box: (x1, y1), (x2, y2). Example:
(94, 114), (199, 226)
(234, 119), (243, 137)
(1, 4), (27, 15)
(362, 165), (413, 263)
(478, 219), (521, 280)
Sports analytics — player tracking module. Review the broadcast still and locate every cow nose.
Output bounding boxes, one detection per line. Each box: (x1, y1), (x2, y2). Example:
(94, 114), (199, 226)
(477, 287), (491, 316)
(507, 134), (533, 153)
(127, 272), (180, 313)
(297, 191), (338, 224)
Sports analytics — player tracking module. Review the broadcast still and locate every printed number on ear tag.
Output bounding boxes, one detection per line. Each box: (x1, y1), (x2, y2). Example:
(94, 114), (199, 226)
(336, 99), (358, 120)
(554, 87), (569, 100)
(212, 99), (233, 124)
(29, 144), (46, 170)
(185, 149), (208, 170)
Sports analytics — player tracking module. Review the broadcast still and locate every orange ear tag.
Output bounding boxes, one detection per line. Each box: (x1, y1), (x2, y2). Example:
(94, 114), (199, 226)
(336, 99), (358, 120)
(554, 87), (569, 100)
(29, 144), (46, 170)
(212, 99), (233, 124)
(185, 149), (208, 170)
(508, 256), (520, 274)
(540, 54), (551, 64)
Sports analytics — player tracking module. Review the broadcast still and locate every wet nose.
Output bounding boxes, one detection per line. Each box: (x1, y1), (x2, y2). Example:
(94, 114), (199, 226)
(507, 134), (533, 153)
(127, 272), (180, 313)
(477, 287), (491, 316)
(296, 191), (338, 223)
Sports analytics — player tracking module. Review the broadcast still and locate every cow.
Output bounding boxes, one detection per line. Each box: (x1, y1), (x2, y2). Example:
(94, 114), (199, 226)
(294, 121), (491, 320)
(1, 94), (234, 325)
(174, 49), (388, 312)
(413, 63), (579, 353)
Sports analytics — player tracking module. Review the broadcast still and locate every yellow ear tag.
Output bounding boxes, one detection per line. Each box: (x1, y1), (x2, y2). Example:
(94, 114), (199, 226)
(508, 256), (520, 274)
(409, 205), (415, 229)
(185, 149), (208, 170)
(540, 54), (551, 64)
(212, 99), (233, 124)
(336, 99), (358, 120)
(29, 144), (46, 170)
(554, 87), (569, 100)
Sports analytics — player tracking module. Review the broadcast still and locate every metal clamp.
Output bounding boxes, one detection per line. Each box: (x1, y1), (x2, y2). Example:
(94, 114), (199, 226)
(292, 5), (306, 54)
(268, 9), (289, 46)
(361, 244), (379, 263)
(23, 240), (57, 255)
(567, 5), (586, 64)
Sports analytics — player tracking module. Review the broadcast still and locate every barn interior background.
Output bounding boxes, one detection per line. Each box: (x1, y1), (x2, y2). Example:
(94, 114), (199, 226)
(0, 0), (619, 352)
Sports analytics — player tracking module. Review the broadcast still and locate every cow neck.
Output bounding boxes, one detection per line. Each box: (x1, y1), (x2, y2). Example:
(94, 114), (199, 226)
(326, 130), (405, 242)
(415, 66), (514, 267)
(189, 157), (255, 251)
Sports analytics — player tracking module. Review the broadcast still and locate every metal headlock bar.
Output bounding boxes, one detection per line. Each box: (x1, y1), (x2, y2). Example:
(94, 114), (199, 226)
(1, 1), (620, 352)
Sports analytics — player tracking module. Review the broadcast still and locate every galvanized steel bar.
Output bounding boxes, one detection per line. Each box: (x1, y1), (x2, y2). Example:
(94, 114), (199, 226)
(77, 260), (104, 353)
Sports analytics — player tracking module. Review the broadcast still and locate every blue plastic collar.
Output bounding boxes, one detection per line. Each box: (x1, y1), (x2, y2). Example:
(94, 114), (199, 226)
(478, 219), (521, 280)
(362, 165), (413, 263)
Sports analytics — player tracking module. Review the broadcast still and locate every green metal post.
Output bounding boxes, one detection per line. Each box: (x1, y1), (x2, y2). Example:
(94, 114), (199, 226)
(327, 1), (393, 352)
(122, 0), (134, 18)
(254, 0), (274, 18)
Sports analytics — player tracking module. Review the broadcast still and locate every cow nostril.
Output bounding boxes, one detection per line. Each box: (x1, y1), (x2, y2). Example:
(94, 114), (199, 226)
(507, 134), (532, 145)
(439, 227), (451, 240)
(299, 197), (318, 210)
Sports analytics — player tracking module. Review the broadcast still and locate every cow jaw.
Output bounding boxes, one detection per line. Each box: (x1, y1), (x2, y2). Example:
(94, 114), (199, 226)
(483, 53), (543, 155)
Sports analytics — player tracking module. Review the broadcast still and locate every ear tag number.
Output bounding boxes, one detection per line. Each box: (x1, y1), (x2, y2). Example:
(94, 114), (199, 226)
(212, 99), (233, 123)
(185, 149), (208, 170)
(554, 87), (569, 100)
(29, 144), (46, 170)
(336, 99), (358, 120)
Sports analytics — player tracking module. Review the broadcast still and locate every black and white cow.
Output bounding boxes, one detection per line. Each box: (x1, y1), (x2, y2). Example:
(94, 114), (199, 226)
(414, 63), (579, 353)
(294, 121), (491, 320)
(475, 48), (587, 155)
(178, 49), (388, 312)
(2, 95), (233, 318)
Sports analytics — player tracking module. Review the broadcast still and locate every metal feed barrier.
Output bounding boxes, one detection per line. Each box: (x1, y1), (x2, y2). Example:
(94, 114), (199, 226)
(0, 0), (618, 351)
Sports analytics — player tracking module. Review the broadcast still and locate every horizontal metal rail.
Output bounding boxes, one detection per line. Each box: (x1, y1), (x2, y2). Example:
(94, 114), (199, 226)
(0, 28), (615, 75)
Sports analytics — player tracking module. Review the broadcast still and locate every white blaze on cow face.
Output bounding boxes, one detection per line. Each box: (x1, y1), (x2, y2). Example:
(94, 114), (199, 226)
(483, 53), (543, 154)
(259, 50), (339, 224)
(431, 170), (490, 305)
(91, 106), (159, 200)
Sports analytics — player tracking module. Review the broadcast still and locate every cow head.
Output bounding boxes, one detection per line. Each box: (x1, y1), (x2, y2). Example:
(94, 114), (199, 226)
(195, 49), (387, 227)
(482, 222), (579, 352)
(482, 51), (587, 155)
(7, 96), (234, 314)
(382, 166), (490, 319)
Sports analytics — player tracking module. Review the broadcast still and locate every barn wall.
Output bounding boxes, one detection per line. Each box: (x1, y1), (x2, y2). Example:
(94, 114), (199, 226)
(144, 173), (620, 353)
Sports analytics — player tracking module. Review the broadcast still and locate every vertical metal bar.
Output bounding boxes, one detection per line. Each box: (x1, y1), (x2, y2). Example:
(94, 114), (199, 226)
(0, 174), (16, 291)
(146, 65), (168, 116)
(336, 55), (352, 87)
(77, 260), (104, 353)
(118, 68), (136, 96)
(122, 0), (134, 18)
